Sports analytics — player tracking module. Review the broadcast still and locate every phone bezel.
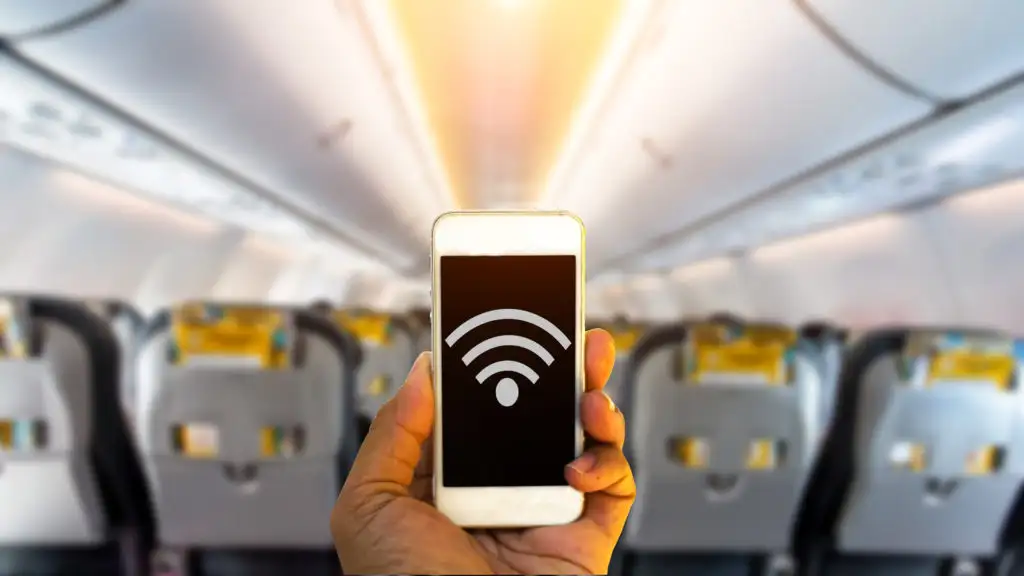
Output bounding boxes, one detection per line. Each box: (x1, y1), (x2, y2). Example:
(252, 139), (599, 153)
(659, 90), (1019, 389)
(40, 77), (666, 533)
(430, 210), (586, 527)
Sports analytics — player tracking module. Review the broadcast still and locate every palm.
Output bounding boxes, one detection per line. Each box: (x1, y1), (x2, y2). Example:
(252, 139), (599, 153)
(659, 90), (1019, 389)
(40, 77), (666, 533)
(399, 473), (605, 575)
(472, 526), (603, 574)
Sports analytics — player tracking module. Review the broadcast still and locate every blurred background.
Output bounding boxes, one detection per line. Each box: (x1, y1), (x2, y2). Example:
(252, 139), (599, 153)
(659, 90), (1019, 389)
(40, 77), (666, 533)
(2, 2), (1024, 576)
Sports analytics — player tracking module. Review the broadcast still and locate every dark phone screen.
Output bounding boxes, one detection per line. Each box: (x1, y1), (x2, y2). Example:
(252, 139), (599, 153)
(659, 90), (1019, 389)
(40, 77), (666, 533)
(439, 255), (578, 487)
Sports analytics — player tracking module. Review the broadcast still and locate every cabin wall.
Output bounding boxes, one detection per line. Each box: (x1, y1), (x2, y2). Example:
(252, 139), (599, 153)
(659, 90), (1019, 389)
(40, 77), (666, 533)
(621, 178), (1024, 332)
(0, 147), (351, 312)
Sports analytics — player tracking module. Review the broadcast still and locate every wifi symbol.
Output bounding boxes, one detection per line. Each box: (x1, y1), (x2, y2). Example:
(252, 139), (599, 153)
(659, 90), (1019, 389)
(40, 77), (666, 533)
(445, 308), (571, 407)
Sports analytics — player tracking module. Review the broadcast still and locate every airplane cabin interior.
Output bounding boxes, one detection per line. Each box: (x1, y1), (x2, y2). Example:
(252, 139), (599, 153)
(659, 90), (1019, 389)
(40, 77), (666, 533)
(1, 1), (1024, 575)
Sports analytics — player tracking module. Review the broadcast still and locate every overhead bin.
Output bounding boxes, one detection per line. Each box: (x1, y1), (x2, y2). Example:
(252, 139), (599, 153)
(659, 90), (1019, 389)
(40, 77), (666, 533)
(803, 0), (1024, 100)
(10, 0), (440, 268)
(0, 0), (114, 37)
(649, 76), (1024, 268)
(553, 0), (932, 272)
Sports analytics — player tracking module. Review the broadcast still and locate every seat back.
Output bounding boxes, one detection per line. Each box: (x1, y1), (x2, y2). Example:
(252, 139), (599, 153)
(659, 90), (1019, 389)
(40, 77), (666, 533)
(328, 310), (416, 420)
(832, 329), (1024, 556)
(406, 309), (431, 356)
(800, 322), (847, 439)
(623, 321), (827, 553)
(86, 300), (146, 418)
(136, 302), (359, 549)
(602, 323), (646, 407)
(0, 295), (154, 557)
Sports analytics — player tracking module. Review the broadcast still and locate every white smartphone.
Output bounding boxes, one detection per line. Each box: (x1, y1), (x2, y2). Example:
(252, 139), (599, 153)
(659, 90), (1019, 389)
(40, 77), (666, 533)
(431, 210), (586, 528)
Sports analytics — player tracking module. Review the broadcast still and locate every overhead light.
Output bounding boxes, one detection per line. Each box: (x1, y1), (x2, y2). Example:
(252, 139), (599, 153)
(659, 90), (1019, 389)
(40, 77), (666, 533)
(0, 54), (318, 244)
(540, 0), (658, 206)
(358, 0), (457, 212)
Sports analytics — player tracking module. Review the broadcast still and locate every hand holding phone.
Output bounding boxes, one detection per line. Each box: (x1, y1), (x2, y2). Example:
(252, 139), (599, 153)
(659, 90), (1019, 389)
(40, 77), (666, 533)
(330, 329), (634, 575)
(330, 212), (635, 574)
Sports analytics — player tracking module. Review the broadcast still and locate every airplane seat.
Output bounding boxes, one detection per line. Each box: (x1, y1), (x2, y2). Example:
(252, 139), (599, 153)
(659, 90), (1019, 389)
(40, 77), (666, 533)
(708, 312), (743, 326)
(325, 311), (415, 438)
(621, 321), (828, 576)
(406, 309), (431, 355)
(799, 322), (848, 440)
(136, 303), (360, 576)
(599, 322), (645, 408)
(87, 300), (148, 421)
(0, 295), (155, 576)
(796, 328), (1024, 576)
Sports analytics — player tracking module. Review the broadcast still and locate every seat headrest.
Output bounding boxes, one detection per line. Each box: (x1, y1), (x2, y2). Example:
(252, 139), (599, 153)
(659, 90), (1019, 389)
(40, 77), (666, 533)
(330, 310), (411, 345)
(85, 299), (146, 328)
(308, 300), (335, 314)
(800, 321), (844, 342)
(604, 324), (646, 355)
(707, 312), (743, 326)
(897, 329), (1023, 391)
(686, 321), (798, 386)
(168, 302), (298, 370)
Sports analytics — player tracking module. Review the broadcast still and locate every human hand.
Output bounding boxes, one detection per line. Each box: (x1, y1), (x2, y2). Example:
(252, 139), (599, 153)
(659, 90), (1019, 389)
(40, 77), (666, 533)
(330, 329), (634, 575)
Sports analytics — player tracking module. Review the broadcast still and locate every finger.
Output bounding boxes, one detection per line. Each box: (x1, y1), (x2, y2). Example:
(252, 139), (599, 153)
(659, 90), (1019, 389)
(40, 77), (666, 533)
(564, 444), (636, 538)
(341, 352), (433, 497)
(585, 329), (616, 392)
(414, 433), (434, 479)
(581, 389), (625, 448)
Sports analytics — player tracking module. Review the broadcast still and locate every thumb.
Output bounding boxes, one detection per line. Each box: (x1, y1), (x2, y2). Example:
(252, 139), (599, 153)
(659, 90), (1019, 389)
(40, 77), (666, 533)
(341, 352), (434, 498)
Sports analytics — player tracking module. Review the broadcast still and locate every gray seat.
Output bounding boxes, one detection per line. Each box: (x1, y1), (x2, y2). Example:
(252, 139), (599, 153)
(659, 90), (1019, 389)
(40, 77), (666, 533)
(135, 303), (359, 575)
(800, 322), (848, 443)
(805, 328), (1024, 576)
(86, 300), (146, 421)
(622, 321), (828, 576)
(0, 295), (154, 576)
(599, 323), (647, 408)
(406, 309), (431, 356)
(325, 311), (415, 435)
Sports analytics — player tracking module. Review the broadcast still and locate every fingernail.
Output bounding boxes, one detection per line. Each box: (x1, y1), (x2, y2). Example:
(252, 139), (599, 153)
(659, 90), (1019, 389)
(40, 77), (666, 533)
(567, 451), (598, 473)
(603, 392), (620, 414)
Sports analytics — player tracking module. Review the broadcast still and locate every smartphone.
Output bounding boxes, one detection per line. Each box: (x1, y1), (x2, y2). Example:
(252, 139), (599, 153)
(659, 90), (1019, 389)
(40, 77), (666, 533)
(431, 210), (586, 527)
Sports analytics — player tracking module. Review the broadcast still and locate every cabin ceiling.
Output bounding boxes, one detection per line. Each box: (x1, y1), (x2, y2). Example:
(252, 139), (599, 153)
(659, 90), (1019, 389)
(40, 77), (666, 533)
(1, 0), (1023, 281)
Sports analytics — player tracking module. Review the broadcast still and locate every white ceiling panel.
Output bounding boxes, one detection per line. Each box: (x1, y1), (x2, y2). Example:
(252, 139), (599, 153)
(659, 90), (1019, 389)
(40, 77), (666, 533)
(13, 0), (447, 270)
(632, 76), (1024, 272)
(551, 0), (931, 273)
(804, 0), (1024, 100)
(0, 55), (320, 243)
(0, 0), (112, 36)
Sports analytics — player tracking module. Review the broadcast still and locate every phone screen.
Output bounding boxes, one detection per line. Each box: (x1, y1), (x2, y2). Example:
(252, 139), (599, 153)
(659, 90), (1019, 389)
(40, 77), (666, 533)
(439, 255), (577, 487)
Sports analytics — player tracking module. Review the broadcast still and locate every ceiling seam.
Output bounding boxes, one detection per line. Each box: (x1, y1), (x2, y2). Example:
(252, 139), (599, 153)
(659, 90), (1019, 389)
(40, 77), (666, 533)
(344, 0), (453, 224)
(791, 0), (945, 106)
(0, 42), (411, 273)
(2, 0), (128, 42)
